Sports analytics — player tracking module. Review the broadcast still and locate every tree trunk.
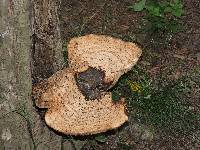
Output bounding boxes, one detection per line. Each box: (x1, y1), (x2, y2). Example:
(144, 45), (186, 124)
(0, 0), (63, 149)
(31, 0), (64, 81)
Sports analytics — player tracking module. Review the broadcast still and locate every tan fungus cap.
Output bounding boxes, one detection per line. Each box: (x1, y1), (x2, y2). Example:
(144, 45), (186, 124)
(68, 34), (142, 86)
(32, 68), (128, 135)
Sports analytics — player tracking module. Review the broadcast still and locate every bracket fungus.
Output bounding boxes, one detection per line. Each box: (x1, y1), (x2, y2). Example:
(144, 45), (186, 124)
(32, 34), (142, 135)
(68, 34), (142, 86)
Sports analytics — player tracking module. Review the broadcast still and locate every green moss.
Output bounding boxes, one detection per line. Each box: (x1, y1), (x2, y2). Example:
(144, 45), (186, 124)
(111, 66), (199, 133)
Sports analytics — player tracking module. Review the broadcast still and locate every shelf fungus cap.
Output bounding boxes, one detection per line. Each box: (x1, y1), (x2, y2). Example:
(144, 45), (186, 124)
(68, 34), (142, 86)
(32, 68), (128, 135)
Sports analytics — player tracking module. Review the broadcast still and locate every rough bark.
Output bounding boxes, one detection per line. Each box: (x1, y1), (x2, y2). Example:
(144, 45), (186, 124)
(0, 0), (63, 149)
(30, 0), (64, 148)
(31, 0), (64, 81)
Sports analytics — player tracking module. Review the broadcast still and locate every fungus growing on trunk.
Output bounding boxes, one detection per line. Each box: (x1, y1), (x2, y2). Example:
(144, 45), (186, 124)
(33, 68), (128, 135)
(68, 34), (142, 86)
(32, 34), (142, 135)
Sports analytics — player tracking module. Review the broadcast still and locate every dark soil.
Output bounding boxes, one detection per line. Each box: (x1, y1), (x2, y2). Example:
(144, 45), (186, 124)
(59, 0), (200, 149)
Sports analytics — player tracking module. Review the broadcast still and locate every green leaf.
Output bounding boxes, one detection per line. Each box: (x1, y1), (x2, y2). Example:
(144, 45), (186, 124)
(169, 0), (183, 17)
(133, 0), (146, 11)
(159, 1), (169, 8)
(168, 22), (183, 33)
(170, 0), (182, 7)
(95, 135), (107, 143)
(146, 5), (161, 16)
(127, 5), (135, 10)
(171, 8), (183, 17)
(164, 7), (173, 13)
(112, 90), (121, 101)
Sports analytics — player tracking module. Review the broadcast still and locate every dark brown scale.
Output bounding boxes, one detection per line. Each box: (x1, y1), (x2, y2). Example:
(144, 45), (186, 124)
(75, 67), (112, 100)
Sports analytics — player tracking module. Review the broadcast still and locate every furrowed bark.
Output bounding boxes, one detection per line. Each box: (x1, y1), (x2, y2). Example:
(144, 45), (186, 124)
(0, 0), (63, 149)
(31, 0), (64, 82)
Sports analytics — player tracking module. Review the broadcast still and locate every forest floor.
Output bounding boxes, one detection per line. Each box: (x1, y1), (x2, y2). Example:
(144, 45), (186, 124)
(59, 0), (200, 149)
